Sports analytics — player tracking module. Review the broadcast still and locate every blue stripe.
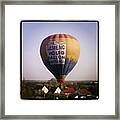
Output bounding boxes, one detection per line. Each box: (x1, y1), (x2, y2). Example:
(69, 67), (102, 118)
(42, 58), (77, 78)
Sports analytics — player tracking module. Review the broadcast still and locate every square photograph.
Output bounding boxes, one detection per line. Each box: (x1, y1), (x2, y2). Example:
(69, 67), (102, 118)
(20, 21), (99, 100)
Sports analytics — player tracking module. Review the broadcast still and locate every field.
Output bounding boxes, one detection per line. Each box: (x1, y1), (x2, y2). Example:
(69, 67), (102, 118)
(21, 79), (99, 100)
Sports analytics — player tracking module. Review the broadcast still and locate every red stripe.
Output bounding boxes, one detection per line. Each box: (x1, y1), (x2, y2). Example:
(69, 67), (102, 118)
(46, 34), (78, 41)
(64, 34), (69, 38)
(69, 35), (78, 41)
(55, 34), (59, 38)
(59, 34), (63, 38)
(49, 35), (54, 40)
(53, 34), (57, 39)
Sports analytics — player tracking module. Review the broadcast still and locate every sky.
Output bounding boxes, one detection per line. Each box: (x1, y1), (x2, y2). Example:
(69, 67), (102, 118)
(22, 21), (98, 81)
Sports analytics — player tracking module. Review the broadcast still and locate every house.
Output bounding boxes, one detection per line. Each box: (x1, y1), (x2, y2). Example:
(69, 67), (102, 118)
(54, 87), (61, 94)
(42, 86), (49, 94)
(79, 88), (91, 96)
(64, 87), (76, 95)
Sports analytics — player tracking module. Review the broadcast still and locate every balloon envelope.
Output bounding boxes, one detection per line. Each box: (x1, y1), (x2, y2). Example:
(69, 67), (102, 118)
(40, 34), (80, 83)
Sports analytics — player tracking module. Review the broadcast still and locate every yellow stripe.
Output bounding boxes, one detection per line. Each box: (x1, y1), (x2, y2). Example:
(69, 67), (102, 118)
(66, 38), (80, 62)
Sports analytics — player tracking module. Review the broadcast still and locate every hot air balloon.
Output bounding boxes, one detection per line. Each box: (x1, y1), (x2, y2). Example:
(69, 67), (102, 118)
(40, 34), (80, 84)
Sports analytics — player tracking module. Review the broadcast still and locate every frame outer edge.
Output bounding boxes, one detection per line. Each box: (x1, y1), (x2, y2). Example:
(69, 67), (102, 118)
(119, 1), (120, 119)
(1, 1), (5, 119)
(0, 0), (119, 5)
(115, 2), (119, 119)
(0, 1), (1, 118)
(1, 0), (119, 120)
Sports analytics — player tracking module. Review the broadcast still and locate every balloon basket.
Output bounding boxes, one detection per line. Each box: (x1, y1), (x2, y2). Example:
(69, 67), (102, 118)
(57, 79), (64, 84)
(57, 79), (64, 91)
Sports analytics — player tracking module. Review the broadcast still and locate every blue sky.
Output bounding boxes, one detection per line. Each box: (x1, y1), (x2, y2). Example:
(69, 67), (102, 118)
(22, 21), (98, 81)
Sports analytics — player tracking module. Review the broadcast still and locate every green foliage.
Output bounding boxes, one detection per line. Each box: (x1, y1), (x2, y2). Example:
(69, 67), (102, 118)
(21, 80), (99, 100)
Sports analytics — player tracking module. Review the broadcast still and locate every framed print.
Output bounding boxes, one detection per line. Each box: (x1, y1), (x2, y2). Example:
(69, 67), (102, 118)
(0, 0), (119, 119)
(20, 20), (99, 100)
